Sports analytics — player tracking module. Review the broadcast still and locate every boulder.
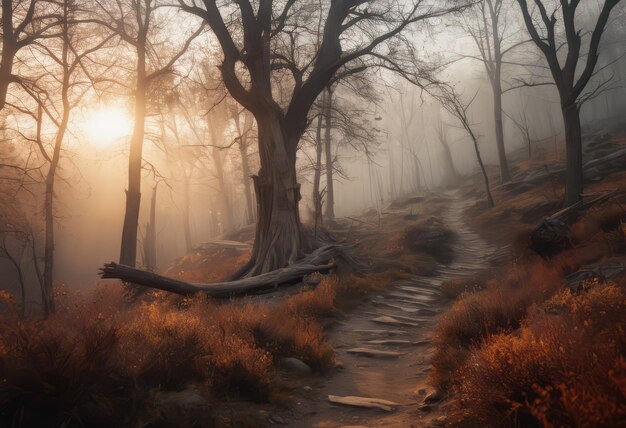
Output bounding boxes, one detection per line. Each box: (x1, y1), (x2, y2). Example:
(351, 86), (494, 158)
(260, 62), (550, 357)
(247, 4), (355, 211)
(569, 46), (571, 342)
(530, 218), (572, 257)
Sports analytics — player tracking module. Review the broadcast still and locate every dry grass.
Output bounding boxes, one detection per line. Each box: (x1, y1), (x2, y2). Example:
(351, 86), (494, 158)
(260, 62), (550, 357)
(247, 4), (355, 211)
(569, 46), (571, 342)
(433, 200), (622, 390)
(432, 141), (626, 427)
(454, 280), (626, 427)
(0, 277), (339, 427)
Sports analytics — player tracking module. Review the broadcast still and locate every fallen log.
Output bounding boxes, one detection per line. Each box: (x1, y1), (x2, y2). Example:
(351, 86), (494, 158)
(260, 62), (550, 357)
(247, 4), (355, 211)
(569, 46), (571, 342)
(99, 244), (347, 298)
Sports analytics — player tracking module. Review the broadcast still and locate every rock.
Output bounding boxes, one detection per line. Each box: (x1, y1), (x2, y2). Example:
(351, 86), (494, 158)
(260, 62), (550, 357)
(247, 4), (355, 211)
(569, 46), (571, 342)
(531, 219), (572, 257)
(346, 347), (406, 358)
(303, 386), (313, 391)
(365, 339), (420, 347)
(371, 315), (419, 327)
(565, 260), (626, 294)
(404, 225), (456, 264)
(328, 395), (401, 412)
(280, 357), (312, 374)
(269, 414), (287, 425)
(424, 390), (443, 404)
(354, 329), (407, 336)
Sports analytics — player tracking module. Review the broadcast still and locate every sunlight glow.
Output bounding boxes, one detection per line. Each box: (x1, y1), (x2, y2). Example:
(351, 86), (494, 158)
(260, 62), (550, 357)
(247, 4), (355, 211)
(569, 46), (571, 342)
(82, 107), (132, 148)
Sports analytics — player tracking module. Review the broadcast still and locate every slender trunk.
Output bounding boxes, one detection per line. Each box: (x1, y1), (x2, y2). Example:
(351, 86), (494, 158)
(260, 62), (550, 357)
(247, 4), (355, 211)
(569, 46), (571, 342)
(182, 175), (193, 252)
(211, 145), (233, 231)
(245, 113), (301, 276)
(562, 103), (584, 204)
(312, 92), (325, 225)
(469, 128), (495, 208)
(492, 81), (511, 183)
(42, 17), (71, 315)
(119, 46), (147, 267)
(324, 88), (334, 221)
(440, 139), (458, 187)
(3, 236), (26, 316)
(143, 184), (157, 271)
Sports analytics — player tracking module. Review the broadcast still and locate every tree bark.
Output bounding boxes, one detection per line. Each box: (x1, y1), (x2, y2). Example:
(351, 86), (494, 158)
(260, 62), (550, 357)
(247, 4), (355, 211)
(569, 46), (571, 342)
(143, 184), (157, 271)
(119, 45), (147, 267)
(182, 175), (193, 252)
(469, 127), (495, 208)
(324, 87), (335, 221)
(0, 44), (16, 111)
(492, 81), (511, 183)
(101, 244), (341, 297)
(245, 112), (302, 277)
(562, 103), (584, 205)
(0, 0), (17, 111)
(240, 142), (255, 225)
(312, 92), (325, 226)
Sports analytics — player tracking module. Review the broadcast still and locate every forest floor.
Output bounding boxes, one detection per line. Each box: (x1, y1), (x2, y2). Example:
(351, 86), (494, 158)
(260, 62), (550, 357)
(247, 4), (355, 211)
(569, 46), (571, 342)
(1, 130), (623, 427)
(276, 191), (506, 427)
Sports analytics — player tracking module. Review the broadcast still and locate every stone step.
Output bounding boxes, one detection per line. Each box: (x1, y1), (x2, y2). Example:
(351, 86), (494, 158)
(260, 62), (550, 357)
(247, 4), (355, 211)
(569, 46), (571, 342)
(346, 347), (406, 358)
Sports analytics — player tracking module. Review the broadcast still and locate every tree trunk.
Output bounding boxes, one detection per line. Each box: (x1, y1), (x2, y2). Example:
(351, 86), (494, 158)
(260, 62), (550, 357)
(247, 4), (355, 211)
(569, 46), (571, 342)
(324, 88), (335, 221)
(0, 0), (18, 112)
(438, 130), (458, 187)
(143, 184), (157, 271)
(101, 244), (342, 297)
(312, 92), (325, 226)
(562, 103), (584, 205)
(492, 82), (511, 183)
(245, 113), (302, 276)
(119, 48), (147, 267)
(182, 175), (193, 252)
(0, 42), (16, 111)
(211, 145), (233, 231)
(240, 143), (255, 225)
(469, 128), (494, 208)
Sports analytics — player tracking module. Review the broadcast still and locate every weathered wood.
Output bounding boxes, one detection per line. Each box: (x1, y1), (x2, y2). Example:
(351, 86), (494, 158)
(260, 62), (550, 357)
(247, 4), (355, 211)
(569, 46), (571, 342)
(100, 244), (345, 298)
(327, 395), (402, 412)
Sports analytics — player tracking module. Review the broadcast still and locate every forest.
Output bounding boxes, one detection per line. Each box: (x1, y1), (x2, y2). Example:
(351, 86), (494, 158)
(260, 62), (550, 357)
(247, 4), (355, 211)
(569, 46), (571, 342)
(0, 0), (625, 426)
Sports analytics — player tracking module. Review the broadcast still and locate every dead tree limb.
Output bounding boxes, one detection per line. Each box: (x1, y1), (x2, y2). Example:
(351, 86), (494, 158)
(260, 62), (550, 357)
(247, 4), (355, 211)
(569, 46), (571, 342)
(99, 244), (354, 298)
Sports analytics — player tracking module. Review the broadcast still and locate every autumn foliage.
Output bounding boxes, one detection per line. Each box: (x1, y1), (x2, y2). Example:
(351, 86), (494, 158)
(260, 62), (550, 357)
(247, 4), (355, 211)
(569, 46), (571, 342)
(0, 277), (338, 427)
(432, 170), (626, 427)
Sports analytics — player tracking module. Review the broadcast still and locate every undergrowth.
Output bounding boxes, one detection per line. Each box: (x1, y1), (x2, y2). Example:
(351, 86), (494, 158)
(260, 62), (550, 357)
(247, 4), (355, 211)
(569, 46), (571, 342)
(0, 277), (339, 428)
(432, 163), (626, 427)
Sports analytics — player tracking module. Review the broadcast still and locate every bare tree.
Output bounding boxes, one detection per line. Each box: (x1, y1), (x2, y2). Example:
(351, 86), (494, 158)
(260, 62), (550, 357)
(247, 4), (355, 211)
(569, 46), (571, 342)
(457, 0), (527, 183)
(9, 0), (114, 315)
(1, 0), (61, 110)
(516, 0), (622, 204)
(89, 0), (203, 267)
(178, 0), (468, 276)
(437, 86), (495, 207)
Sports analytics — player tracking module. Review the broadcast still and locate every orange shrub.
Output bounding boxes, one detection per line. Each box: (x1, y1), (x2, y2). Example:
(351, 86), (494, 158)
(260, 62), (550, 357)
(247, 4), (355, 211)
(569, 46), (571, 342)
(454, 282), (626, 427)
(0, 277), (340, 427)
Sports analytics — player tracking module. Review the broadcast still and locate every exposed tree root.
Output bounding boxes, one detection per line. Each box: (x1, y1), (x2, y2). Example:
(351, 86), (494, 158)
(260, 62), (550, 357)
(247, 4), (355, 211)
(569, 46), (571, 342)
(100, 244), (366, 298)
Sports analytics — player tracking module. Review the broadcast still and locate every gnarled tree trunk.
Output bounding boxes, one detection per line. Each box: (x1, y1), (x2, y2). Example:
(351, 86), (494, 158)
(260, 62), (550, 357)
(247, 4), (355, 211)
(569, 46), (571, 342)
(246, 113), (302, 277)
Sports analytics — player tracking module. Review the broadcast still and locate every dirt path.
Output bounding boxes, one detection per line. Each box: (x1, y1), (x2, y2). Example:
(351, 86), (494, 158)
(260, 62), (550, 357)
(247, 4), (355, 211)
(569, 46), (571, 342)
(282, 191), (500, 427)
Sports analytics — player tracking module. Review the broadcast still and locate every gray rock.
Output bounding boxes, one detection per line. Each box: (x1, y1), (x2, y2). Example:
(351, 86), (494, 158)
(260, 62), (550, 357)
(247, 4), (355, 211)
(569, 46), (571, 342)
(280, 357), (311, 374)
(346, 347), (406, 358)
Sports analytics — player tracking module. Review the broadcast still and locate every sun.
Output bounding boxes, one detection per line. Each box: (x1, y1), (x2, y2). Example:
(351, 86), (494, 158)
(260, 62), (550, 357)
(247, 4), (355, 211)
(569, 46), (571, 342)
(82, 107), (132, 148)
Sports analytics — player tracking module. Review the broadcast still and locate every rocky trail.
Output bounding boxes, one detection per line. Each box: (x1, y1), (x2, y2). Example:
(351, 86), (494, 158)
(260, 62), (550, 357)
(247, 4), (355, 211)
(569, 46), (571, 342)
(280, 191), (506, 427)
